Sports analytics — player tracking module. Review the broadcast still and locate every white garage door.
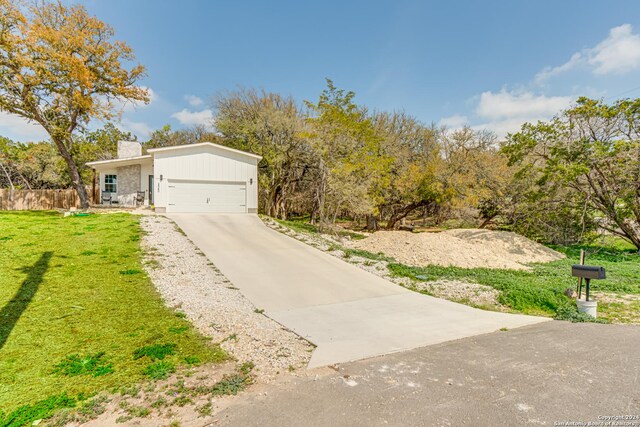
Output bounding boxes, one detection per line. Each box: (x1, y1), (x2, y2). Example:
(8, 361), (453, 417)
(167, 180), (247, 213)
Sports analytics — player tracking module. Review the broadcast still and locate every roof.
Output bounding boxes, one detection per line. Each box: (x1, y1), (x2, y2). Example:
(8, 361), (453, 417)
(147, 142), (262, 160)
(86, 154), (152, 168)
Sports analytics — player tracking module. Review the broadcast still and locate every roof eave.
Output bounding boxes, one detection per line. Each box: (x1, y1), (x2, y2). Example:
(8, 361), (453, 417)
(147, 142), (262, 160)
(86, 154), (153, 168)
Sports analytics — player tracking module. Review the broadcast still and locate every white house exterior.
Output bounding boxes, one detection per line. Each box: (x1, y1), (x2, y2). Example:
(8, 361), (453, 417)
(87, 141), (261, 213)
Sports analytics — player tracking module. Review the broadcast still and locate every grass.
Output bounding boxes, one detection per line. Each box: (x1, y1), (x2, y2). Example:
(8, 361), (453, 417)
(52, 352), (114, 378)
(273, 217), (366, 240)
(341, 247), (394, 262)
(0, 211), (227, 423)
(0, 394), (77, 427)
(209, 373), (251, 396)
(388, 241), (640, 318)
(143, 361), (175, 380)
(196, 402), (213, 417)
(133, 343), (176, 361)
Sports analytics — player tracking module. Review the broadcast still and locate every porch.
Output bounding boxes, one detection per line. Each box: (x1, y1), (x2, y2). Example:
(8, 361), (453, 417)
(88, 155), (154, 208)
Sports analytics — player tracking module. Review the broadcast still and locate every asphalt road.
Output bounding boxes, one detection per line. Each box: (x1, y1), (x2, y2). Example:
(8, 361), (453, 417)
(215, 321), (640, 426)
(168, 213), (548, 367)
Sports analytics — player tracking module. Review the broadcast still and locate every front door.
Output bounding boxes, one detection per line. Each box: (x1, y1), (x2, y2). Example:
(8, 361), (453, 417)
(148, 175), (154, 204)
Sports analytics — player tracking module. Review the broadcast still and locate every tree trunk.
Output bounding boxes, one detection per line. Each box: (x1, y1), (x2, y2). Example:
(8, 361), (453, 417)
(366, 215), (379, 231)
(332, 203), (343, 225)
(269, 186), (283, 218)
(311, 165), (327, 225)
(0, 161), (15, 190)
(53, 137), (90, 209)
(19, 172), (32, 190)
(620, 220), (640, 252)
(478, 213), (498, 229)
(385, 201), (429, 230)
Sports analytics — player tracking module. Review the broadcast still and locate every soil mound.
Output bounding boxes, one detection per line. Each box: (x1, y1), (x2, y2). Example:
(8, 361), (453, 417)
(348, 228), (564, 270)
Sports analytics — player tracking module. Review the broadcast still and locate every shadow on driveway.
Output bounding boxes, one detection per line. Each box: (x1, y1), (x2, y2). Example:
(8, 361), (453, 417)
(0, 251), (52, 351)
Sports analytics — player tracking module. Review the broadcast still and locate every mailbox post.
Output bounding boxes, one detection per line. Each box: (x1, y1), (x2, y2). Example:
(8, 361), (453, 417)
(571, 265), (605, 317)
(571, 265), (605, 301)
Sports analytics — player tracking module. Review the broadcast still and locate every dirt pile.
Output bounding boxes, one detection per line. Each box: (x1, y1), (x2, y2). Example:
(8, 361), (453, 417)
(348, 228), (564, 270)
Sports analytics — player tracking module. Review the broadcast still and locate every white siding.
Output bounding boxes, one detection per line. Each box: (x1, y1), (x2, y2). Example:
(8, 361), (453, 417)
(153, 145), (259, 212)
(141, 162), (153, 203)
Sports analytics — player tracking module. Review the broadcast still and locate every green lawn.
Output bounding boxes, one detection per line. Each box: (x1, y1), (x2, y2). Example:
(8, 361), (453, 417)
(0, 211), (226, 422)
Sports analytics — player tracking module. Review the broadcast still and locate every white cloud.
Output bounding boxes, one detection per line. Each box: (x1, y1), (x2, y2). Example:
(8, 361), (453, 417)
(0, 112), (49, 141)
(473, 90), (573, 137)
(121, 118), (154, 139)
(185, 95), (204, 107)
(535, 52), (583, 84)
(476, 90), (572, 121)
(535, 24), (640, 83)
(472, 118), (536, 138)
(588, 24), (640, 74)
(171, 109), (214, 126)
(447, 24), (640, 139)
(439, 114), (468, 129)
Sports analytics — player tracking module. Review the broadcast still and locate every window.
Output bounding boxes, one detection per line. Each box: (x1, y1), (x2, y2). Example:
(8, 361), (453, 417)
(105, 174), (117, 193)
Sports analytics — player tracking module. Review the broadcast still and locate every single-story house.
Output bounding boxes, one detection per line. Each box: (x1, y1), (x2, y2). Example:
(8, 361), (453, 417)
(86, 141), (261, 213)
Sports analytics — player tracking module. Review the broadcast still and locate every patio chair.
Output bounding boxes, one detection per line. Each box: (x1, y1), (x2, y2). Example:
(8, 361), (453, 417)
(135, 191), (145, 206)
(101, 191), (112, 206)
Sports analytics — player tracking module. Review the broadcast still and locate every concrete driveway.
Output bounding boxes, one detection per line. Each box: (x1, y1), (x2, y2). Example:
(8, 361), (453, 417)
(168, 214), (549, 367)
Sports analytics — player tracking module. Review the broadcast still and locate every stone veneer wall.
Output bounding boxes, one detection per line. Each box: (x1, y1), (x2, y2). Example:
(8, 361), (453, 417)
(116, 164), (141, 206)
(117, 140), (142, 159)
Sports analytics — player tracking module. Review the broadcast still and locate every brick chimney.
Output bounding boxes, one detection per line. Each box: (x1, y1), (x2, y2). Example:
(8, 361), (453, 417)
(117, 140), (142, 159)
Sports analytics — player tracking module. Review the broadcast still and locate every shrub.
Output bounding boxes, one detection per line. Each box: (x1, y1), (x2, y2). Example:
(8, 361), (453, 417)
(183, 356), (200, 365)
(168, 325), (189, 334)
(143, 361), (175, 380)
(53, 352), (114, 378)
(0, 394), (76, 427)
(554, 301), (608, 323)
(210, 374), (251, 396)
(133, 344), (176, 361)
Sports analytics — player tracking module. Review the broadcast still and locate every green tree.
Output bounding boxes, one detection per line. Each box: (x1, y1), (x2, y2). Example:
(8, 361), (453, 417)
(0, 137), (69, 189)
(14, 141), (67, 189)
(437, 127), (511, 226)
(143, 124), (220, 150)
(0, 136), (22, 189)
(214, 88), (310, 218)
(504, 97), (640, 250)
(305, 79), (390, 226)
(70, 123), (135, 184)
(80, 123), (134, 161)
(372, 112), (441, 229)
(0, 0), (148, 208)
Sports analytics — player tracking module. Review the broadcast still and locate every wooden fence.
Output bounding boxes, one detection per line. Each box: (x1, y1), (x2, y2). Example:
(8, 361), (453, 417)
(0, 187), (100, 210)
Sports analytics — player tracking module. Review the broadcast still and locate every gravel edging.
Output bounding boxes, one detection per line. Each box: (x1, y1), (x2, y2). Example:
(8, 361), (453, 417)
(140, 215), (312, 382)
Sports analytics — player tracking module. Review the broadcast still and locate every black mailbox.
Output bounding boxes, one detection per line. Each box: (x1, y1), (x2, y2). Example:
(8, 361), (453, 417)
(571, 265), (606, 280)
(571, 265), (606, 301)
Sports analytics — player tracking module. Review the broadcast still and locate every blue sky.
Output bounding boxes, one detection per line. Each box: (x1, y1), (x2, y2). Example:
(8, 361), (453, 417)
(3, 0), (640, 141)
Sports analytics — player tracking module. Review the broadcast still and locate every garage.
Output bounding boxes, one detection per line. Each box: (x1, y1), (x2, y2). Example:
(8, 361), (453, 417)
(148, 142), (261, 214)
(167, 180), (247, 213)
